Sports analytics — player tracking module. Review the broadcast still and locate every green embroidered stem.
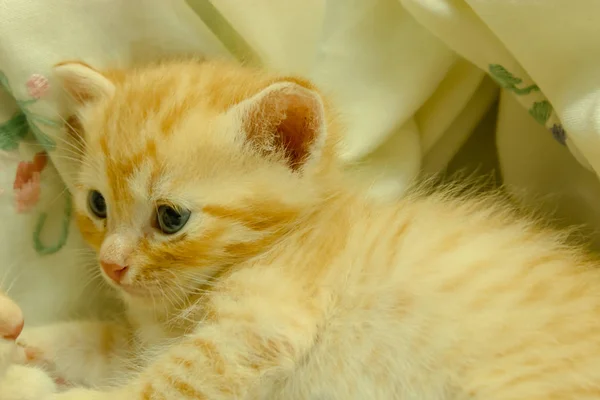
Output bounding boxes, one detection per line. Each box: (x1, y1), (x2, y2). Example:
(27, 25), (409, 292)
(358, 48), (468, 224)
(27, 119), (57, 150)
(18, 99), (37, 107)
(511, 84), (540, 95)
(33, 193), (72, 255)
(488, 64), (540, 95)
(488, 63), (567, 145)
(16, 101), (57, 151)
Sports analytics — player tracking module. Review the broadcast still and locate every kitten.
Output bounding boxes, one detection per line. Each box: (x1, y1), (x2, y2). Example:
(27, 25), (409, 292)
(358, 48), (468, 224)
(5, 58), (600, 399)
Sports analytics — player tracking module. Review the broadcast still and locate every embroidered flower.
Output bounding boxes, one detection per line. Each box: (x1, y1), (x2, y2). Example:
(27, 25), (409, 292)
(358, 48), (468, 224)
(1, 70), (69, 254)
(26, 74), (49, 99)
(13, 152), (48, 213)
(0, 70), (57, 151)
(551, 124), (567, 146)
(14, 171), (41, 213)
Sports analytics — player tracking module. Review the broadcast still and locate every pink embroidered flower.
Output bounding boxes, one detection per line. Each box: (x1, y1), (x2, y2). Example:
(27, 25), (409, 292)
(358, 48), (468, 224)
(14, 172), (41, 213)
(13, 152), (48, 213)
(26, 74), (49, 99)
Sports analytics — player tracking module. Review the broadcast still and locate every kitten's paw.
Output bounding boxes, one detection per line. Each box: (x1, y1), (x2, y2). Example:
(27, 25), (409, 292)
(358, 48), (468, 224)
(0, 339), (26, 377)
(14, 329), (77, 388)
(0, 293), (25, 375)
(0, 364), (56, 400)
(0, 293), (24, 341)
(15, 330), (56, 369)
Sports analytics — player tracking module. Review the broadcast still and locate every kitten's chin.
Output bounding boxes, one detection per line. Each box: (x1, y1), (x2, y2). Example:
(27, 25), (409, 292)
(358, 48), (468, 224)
(117, 284), (153, 298)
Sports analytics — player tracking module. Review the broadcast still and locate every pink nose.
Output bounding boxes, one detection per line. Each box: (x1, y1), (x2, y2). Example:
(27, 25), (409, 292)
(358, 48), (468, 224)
(100, 261), (129, 283)
(2, 319), (23, 341)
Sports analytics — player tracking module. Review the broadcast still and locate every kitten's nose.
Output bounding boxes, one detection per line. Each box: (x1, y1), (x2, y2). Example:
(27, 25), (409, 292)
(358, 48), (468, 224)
(100, 261), (129, 283)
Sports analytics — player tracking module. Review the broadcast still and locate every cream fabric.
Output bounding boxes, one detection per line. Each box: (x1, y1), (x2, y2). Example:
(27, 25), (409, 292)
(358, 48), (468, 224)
(399, 0), (600, 244)
(210, 0), (496, 198)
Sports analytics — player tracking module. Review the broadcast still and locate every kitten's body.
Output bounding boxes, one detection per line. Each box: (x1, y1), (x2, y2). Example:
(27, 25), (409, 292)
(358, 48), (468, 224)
(1, 59), (600, 399)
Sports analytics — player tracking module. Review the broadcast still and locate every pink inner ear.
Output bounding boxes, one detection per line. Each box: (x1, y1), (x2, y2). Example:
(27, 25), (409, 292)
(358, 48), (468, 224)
(245, 84), (322, 170)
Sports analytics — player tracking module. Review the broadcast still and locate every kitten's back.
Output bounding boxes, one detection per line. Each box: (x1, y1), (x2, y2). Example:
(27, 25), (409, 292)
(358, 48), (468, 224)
(270, 186), (600, 398)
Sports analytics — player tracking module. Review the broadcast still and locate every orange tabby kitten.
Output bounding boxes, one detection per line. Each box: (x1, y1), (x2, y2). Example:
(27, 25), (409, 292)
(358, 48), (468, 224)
(3, 58), (600, 399)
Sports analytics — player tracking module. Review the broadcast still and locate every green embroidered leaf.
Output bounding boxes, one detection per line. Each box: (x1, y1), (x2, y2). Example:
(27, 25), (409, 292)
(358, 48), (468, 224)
(489, 64), (522, 87)
(529, 100), (553, 125)
(489, 64), (541, 96)
(0, 112), (29, 150)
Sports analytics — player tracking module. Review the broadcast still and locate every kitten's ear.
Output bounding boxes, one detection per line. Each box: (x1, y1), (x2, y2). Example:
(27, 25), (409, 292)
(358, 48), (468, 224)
(233, 80), (326, 171)
(53, 61), (115, 105)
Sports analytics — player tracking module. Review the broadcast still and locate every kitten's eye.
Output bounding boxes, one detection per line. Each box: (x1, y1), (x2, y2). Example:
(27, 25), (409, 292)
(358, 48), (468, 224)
(88, 190), (107, 219)
(156, 205), (191, 234)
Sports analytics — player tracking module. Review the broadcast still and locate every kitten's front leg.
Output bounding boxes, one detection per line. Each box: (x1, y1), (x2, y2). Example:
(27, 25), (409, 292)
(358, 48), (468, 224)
(18, 321), (133, 388)
(54, 268), (323, 400)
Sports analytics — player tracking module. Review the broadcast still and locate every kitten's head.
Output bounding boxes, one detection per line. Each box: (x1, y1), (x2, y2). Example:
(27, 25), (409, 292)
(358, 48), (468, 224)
(53, 59), (339, 307)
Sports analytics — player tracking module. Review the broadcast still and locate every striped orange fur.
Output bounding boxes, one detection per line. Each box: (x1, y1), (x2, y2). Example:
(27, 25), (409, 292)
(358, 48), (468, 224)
(5, 58), (600, 400)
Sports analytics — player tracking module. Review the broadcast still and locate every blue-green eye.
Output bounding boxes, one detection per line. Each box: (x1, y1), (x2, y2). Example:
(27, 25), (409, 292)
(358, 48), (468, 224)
(156, 205), (191, 234)
(88, 190), (107, 219)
